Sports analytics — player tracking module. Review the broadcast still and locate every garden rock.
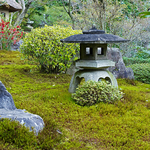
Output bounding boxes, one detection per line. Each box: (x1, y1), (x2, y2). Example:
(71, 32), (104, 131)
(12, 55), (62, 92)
(0, 81), (44, 135)
(107, 48), (134, 79)
(11, 40), (23, 51)
(0, 81), (16, 110)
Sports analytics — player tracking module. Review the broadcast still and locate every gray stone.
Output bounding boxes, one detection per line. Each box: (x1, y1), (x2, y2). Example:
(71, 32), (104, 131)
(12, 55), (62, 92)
(0, 81), (16, 110)
(69, 70), (118, 93)
(0, 81), (44, 135)
(107, 48), (134, 79)
(75, 60), (115, 69)
(67, 48), (134, 80)
(61, 26), (129, 43)
(11, 40), (23, 51)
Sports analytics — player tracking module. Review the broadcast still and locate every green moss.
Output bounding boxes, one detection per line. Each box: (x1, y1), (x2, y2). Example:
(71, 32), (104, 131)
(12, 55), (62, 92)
(0, 51), (150, 149)
(0, 119), (36, 149)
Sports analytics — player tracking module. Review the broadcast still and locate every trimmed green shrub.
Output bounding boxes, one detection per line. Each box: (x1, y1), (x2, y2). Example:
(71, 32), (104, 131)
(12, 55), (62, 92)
(20, 25), (81, 73)
(123, 57), (150, 66)
(72, 80), (123, 106)
(134, 50), (150, 59)
(133, 46), (150, 59)
(128, 63), (150, 84)
(0, 119), (37, 149)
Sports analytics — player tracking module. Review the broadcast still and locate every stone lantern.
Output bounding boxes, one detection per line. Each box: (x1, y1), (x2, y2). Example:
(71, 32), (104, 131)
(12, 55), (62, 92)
(0, 0), (22, 20)
(61, 26), (129, 93)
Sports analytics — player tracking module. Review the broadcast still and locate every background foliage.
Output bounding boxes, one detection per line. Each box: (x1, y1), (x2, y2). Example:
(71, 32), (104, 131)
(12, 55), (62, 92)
(7, 0), (149, 58)
(123, 57), (150, 66)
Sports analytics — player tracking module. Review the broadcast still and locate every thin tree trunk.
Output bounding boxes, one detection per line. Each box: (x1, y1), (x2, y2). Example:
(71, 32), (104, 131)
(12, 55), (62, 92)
(60, 0), (75, 29)
(13, 0), (33, 26)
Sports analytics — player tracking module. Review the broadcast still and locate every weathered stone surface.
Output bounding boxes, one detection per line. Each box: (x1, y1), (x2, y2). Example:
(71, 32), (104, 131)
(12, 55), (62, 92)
(69, 69), (118, 93)
(11, 40), (23, 51)
(76, 60), (115, 69)
(107, 48), (134, 79)
(0, 81), (16, 110)
(61, 26), (129, 43)
(67, 48), (134, 80)
(0, 81), (44, 135)
(0, 109), (44, 135)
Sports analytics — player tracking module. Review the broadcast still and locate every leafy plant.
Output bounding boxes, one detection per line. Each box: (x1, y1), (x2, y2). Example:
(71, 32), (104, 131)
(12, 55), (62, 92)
(72, 80), (124, 106)
(139, 11), (150, 18)
(128, 63), (150, 84)
(0, 19), (25, 50)
(20, 25), (81, 73)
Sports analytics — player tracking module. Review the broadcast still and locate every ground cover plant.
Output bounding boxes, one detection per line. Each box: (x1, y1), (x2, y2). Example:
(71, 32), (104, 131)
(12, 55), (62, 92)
(0, 50), (150, 149)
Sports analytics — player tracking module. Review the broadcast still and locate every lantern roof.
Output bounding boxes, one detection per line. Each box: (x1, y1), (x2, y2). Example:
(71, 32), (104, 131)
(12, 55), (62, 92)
(61, 26), (129, 44)
(0, 0), (22, 12)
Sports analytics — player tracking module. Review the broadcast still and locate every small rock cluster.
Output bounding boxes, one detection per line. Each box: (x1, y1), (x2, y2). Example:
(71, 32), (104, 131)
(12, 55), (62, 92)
(0, 81), (44, 135)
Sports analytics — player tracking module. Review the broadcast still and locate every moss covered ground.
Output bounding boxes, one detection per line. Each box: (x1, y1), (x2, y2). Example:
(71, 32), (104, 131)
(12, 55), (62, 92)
(0, 50), (150, 149)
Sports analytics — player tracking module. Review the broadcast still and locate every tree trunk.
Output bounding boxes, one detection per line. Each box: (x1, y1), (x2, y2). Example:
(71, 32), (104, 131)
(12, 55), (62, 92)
(60, 0), (75, 29)
(13, 0), (33, 26)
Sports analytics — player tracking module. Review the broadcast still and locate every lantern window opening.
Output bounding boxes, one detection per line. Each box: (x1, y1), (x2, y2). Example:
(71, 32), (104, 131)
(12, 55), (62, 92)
(86, 47), (93, 55)
(98, 77), (111, 84)
(97, 47), (104, 55)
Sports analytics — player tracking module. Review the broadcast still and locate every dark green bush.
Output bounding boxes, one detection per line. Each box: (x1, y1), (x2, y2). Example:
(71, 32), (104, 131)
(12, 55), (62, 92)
(20, 25), (81, 73)
(72, 80), (123, 106)
(128, 63), (150, 84)
(123, 57), (150, 66)
(0, 119), (37, 149)
(133, 47), (150, 59)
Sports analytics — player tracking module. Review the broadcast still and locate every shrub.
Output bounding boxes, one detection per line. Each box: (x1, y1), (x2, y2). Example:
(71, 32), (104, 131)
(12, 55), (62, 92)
(134, 49), (150, 59)
(0, 19), (24, 50)
(20, 25), (81, 73)
(128, 63), (150, 84)
(123, 57), (150, 66)
(0, 119), (37, 149)
(72, 80), (123, 106)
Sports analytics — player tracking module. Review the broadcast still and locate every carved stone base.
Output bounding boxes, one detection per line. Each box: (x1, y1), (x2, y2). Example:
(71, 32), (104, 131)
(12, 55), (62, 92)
(69, 69), (118, 93)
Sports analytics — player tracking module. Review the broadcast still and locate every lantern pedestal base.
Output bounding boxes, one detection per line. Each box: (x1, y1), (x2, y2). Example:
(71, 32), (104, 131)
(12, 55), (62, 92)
(69, 69), (118, 93)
